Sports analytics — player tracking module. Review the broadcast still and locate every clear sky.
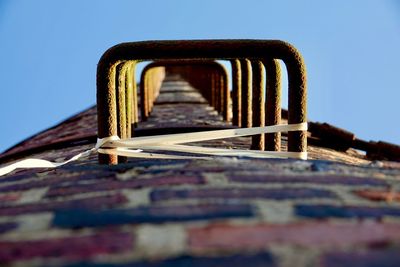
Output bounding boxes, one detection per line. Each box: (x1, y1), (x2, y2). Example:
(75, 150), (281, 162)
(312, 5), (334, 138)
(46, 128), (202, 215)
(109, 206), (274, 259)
(0, 0), (399, 152)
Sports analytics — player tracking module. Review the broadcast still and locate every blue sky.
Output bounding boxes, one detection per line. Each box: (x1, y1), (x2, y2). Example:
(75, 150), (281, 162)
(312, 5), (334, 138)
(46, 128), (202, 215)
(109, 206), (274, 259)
(0, 0), (399, 152)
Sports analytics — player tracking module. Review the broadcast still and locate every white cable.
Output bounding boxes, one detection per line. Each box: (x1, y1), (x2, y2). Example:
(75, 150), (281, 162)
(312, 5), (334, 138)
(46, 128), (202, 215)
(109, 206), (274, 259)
(0, 123), (307, 176)
(105, 123), (308, 147)
(0, 148), (95, 176)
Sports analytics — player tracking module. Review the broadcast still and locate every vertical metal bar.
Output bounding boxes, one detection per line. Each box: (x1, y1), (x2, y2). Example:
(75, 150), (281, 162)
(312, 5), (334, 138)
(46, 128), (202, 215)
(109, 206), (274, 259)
(287, 49), (307, 154)
(231, 59), (241, 127)
(97, 59), (120, 165)
(211, 73), (217, 110)
(130, 62), (139, 129)
(215, 72), (221, 114)
(208, 72), (213, 106)
(139, 66), (166, 120)
(200, 69), (208, 103)
(147, 70), (153, 115)
(264, 59), (282, 151)
(140, 68), (148, 121)
(125, 62), (132, 137)
(221, 68), (229, 121)
(251, 60), (265, 150)
(150, 67), (165, 109)
(240, 59), (252, 128)
(116, 63), (127, 140)
(117, 63), (128, 163)
(220, 73), (224, 116)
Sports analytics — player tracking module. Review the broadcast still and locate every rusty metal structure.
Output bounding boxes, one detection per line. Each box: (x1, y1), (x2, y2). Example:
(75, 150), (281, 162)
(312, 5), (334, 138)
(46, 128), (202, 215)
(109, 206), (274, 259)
(230, 59), (241, 127)
(165, 61), (229, 121)
(140, 60), (229, 122)
(250, 60), (265, 150)
(97, 40), (307, 164)
(140, 64), (165, 121)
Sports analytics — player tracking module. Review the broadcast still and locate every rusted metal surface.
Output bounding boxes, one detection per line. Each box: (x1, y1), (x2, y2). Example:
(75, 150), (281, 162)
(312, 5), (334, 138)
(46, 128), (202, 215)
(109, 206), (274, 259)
(212, 73), (218, 111)
(127, 62), (138, 129)
(223, 68), (229, 121)
(308, 122), (356, 151)
(116, 63), (129, 163)
(116, 63), (127, 140)
(97, 40), (307, 164)
(240, 59), (252, 128)
(141, 60), (229, 122)
(250, 61), (265, 150)
(214, 72), (220, 114)
(264, 59), (282, 151)
(307, 122), (400, 161)
(164, 60), (229, 120)
(219, 67), (229, 121)
(368, 141), (400, 161)
(230, 59), (241, 127)
(116, 61), (137, 139)
(140, 65), (165, 121)
(124, 62), (132, 134)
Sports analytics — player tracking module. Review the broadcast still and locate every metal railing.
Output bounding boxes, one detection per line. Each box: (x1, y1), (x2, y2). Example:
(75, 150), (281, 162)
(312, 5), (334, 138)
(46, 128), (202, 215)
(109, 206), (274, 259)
(97, 40), (307, 164)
